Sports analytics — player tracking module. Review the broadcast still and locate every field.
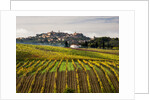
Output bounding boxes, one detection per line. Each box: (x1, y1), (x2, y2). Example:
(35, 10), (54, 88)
(16, 43), (119, 93)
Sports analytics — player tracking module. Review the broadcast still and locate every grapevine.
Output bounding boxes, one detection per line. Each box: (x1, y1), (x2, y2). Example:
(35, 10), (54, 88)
(90, 61), (116, 93)
(27, 60), (51, 93)
(53, 59), (63, 93)
(40, 60), (57, 93)
(100, 62), (119, 82)
(83, 60), (104, 93)
(77, 59), (91, 93)
(72, 59), (80, 93)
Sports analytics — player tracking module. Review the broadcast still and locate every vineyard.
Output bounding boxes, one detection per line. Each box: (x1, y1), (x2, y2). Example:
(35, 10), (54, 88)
(16, 44), (119, 93)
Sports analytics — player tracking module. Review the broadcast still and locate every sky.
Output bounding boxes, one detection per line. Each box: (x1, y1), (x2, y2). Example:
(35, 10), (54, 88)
(16, 16), (119, 38)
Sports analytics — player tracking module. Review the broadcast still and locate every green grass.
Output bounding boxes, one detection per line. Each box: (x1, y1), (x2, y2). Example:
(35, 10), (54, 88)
(82, 62), (91, 70)
(75, 62), (83, 69)
(25, 60), (34, 68)
(50, 61), (60, 72)
(16, 43), (119, 61)
(41, 61), (54, 73)
(81, 48), (119, 54)
(59, 61), (66, 72)
(91, 62), (111, 75)
(31, 60), (47, 73)
(67, 61), (74, 71)
(16, 43), (119, 77)
(93, 65), (100, 71)
(106, 62), (119, 74)
(103, 67), (111, 75)
(93, 64), (111, 76)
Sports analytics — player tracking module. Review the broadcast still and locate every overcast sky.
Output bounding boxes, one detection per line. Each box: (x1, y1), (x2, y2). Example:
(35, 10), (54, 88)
(16, 16), (119, 38)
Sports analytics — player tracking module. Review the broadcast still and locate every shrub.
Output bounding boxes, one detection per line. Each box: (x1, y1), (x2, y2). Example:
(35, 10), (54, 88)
(64, 88), (75, 93)
(112, 47), (119, 50)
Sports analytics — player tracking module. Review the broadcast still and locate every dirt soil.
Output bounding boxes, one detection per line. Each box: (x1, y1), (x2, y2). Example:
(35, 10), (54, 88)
(77, 69), (89, 93)
(56, 71), (66, 93)
(44, 72), (55, 93)
(31, 73), (44, 93)
(67, 71), (77, 93)
(96, 67), (113, 93)
(87, 70), (101, 93)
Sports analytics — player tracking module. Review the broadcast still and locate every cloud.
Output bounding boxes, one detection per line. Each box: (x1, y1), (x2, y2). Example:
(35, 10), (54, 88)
(16, 16), (119, 38)
(69, 16), (119, 24)
(16, 28), (34, 37)
(62, 30), (75, 34)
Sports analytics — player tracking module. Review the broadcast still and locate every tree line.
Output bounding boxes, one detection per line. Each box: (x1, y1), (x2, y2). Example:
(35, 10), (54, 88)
(80, 37), (119, 50)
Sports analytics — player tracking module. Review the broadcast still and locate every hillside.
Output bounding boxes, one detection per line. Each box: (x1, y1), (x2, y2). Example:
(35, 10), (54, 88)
(16, 31), (90, 45)
(16, 43), (119, 61)
(16, 43), (119, 93)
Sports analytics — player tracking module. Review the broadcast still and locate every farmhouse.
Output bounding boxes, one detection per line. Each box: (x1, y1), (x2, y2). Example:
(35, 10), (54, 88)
(70, 44), (81, 48)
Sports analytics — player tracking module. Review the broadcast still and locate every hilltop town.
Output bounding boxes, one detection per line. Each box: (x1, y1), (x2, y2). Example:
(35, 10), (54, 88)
(16, 31), (91, 46)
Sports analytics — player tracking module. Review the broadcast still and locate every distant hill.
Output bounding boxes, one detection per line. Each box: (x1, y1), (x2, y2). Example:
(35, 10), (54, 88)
(16, 31), (91, 46)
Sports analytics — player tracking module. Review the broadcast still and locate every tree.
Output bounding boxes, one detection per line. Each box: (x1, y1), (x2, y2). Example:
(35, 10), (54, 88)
(95, 42), (98, 48)
(114, 37), (119, 41)
(85, 41), (88, 48)
(101, 37), (111, 49)
(65, 41), (69, 47)
(79, 36), (119, 49)
(102, 41), (105, 49)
